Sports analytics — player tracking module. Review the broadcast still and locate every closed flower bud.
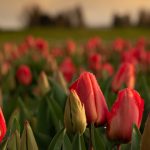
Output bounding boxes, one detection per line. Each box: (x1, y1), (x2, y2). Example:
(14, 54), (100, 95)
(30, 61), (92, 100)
(38, 71), (50, 95)
(16, 65), (32, 86)
(107, 88), (144, 143)
(70, 72), (108, 125)
(112, 62), (135, 92)
(88, 53), (101, 73)
(20, 121), (38, 150)
(0, 108), (7, 142)
(59, 57), (76, 82)
(54, 70), (68, 94)
(64, 90), (86, 134)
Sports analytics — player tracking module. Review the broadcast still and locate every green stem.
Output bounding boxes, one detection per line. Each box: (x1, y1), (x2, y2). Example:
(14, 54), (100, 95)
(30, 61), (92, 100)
(89, 125), (93, 150)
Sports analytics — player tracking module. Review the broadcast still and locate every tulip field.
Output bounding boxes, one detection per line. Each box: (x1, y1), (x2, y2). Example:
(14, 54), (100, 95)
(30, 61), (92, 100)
(0, 28), (150, 150)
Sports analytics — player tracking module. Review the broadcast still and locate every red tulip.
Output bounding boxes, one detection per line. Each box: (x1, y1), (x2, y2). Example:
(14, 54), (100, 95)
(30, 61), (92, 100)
(66, 40), (76, 55)
(16, 65), (32, 86)
(70, 72), (108, 125)
(112, 62), (135, 92)
(25, 35), (35, 48)
(102, 63), (114, 77)
(35, 38), (48, 51)
(88, 53), (101, 72)
(86, 37), (101, 51)
(107, 88), (144, 143)
(112, 38), (130, 52)
(121, 49), (138, 65)
(135, 37), (146, 49)
(60, 58), (76, 82)
(51, 48), (63, 58)
(0, 108), (7, 142)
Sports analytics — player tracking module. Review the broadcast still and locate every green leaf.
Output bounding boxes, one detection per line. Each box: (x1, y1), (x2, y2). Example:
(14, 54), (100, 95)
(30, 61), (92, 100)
(50, 78), (67, 110)
(18, 98), (31, 120)
(47, 97), (63, 131)
(8, 108), (20, 130)
(20, 121), (38, 150)
(48, 128), (66, 150)
(10, 118), (20, 137)
(7, 130), (20, 150)
(62, 134), (72, 150)
(91, 124), (106, 150)
(36, 98), (51, 134)
(121, 143), (131, 150)
(141, 114), (150, 150)
(72, 134), (82, 150)
(80, 135), (86, 150)
(0, 139), (9, 150)
(131, 124), (141, 150)
(35, 132), (51, 150)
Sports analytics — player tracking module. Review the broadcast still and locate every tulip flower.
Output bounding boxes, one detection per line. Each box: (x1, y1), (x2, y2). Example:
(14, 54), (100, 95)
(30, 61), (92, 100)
(16, 65), (32, 86)
(70, 72), (108, 125)
(35, 38), (48, 51)
(25, 35), (35, 48)
(65, 40), (76, 55)
(0, 108), (7, 142)
(112, 38), (126, 52)
(107, 88), (144, 143)
(101, 63), (114, 78)
(59, 58), (76, 82)
(88, 53), (101, 73)
(85, 37), (101, 51)
(112, 62), (135, 92)
(64, 90), (87, 134)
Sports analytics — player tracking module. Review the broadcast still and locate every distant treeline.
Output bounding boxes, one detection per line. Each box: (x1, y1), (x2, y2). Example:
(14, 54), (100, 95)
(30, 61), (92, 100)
(23, 5), (150, 28)
(112, 10), (150, 27)
(23, 5), (84, 28)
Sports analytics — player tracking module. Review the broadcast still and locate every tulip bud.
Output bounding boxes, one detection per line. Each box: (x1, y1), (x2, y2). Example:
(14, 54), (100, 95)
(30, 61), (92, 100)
(65, 40), (76, 55)
(64, 90), (86, 134)
(112, 62), (135, 92)
(70, 72), (108, 125)
(7, 130), (20, 149)
(38, 71), (50, 95)
(107, 88), (144, 143)
(54, 70), (68, 94)
(59, 58), (76, 82)
(20, 121), (38, 150)
(88, 53), (101, 73)
(16, 65), (32, 86)
(0, 108), (7, 142)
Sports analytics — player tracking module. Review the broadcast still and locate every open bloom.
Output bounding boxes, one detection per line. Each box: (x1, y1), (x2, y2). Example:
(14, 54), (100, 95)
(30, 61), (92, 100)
(107, 88), (144, 143)
(0, 108), (7, 142)
(16, 65), (32, 86)
(112, 62), (135, 92)
(70, 72), (108, 125)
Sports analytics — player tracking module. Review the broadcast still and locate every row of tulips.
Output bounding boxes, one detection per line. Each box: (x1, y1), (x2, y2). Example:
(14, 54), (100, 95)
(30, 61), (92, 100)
(65, 72), (144, 143)
(0, 36), (149, 149)
(0, 71), (147, 149)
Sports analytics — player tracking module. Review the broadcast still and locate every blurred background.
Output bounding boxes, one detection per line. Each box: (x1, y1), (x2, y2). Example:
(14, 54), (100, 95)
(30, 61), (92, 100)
(1, 0), (150, 42)
(1, 0), (150, 29)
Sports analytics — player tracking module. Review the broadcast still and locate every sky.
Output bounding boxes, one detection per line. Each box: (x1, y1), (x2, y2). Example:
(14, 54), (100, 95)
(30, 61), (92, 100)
(0, 0), (150, 29)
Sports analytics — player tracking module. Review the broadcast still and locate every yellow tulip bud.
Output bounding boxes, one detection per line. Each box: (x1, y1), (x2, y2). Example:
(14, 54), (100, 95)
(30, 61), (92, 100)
(64, 90), (86, 134)
(54, 70), (68, 94)
(38, 71), (50, 95)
